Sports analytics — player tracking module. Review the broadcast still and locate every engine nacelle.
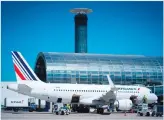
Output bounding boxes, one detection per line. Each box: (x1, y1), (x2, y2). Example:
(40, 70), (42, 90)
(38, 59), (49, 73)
(114, 99), (132, 111)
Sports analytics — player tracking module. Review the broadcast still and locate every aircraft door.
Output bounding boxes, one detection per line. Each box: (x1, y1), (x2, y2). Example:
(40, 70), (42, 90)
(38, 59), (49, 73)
(57, 98), (62, 103)
(71, 95), (80, 103)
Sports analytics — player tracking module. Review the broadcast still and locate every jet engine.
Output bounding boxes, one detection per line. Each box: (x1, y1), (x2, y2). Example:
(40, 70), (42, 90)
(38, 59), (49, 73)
(114, 99), (132, 111)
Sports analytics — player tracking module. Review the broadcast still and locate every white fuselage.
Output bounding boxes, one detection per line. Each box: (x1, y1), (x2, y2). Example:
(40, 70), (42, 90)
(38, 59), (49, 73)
(8, 81), (157, 105)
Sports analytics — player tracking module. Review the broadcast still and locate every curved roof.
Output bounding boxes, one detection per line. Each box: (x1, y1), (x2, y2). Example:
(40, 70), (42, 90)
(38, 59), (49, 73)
(36, 52), (163, 66)
(34, 52), (163, 84)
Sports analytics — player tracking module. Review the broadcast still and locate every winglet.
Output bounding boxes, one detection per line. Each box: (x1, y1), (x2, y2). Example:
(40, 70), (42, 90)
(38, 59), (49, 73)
(107, 75), (117, 91)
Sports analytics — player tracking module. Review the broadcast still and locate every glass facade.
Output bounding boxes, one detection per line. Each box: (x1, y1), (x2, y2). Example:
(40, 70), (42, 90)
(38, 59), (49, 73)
(34, 52), (163, 85)
(147, 85), (163, 96)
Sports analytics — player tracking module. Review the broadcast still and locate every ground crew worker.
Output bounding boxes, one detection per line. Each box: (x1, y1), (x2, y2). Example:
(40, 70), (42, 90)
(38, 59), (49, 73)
(142, 95), (147, 103)
(67, 104), (71, 110)
(63, 104), (68, 110)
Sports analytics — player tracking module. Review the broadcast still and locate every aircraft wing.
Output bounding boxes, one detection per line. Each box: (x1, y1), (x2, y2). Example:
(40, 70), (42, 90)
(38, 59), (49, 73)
(99, 90), (117, 102)
(85, 91), (117, 104)
(99, 75), (118, 102)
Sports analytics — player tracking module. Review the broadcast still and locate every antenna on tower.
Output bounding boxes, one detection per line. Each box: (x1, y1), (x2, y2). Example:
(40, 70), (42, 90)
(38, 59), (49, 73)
(70, 8), (93, 14)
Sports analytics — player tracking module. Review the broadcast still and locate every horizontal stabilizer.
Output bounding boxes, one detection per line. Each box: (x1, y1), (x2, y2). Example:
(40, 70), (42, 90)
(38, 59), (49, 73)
(18, 84), (32, 94)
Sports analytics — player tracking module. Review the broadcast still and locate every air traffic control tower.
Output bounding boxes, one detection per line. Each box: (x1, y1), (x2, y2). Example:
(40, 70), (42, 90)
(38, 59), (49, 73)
(70, 8), (92, 53)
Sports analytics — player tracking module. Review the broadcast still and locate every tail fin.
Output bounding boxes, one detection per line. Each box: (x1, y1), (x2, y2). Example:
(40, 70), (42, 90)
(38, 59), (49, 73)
(11, 51), (42, 83)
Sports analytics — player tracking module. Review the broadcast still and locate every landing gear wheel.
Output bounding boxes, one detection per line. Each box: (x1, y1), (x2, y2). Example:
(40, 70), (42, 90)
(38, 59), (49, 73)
(140, 113), (143, 116)
(146, 112), (150, 116)
(61, 111), (65, 115)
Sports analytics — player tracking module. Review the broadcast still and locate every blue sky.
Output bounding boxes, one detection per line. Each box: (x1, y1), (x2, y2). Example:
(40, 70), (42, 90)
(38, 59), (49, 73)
(2, 1), (163, 81)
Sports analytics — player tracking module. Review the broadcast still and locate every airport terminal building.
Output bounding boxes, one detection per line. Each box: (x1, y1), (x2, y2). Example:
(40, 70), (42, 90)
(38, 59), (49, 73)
(34, 52), (163, 85)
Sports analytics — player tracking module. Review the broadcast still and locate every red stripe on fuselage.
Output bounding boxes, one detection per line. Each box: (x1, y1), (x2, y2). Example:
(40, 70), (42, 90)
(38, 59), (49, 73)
(14, 64), (26, 80)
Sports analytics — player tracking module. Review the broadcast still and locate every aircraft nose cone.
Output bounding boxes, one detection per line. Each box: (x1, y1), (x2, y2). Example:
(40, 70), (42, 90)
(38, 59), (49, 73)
(153, 93), (158, 101)
(150, 93), (158, 102)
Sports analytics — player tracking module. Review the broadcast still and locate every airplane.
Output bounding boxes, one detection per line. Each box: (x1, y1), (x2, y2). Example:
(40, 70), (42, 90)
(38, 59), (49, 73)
(7, 51), (158, 114)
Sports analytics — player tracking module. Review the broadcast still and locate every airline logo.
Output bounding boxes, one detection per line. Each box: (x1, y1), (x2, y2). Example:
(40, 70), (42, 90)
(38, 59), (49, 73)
(11, 100), (24, 103)
(118, 87), (140, 91)
(12, 51), (38, 81)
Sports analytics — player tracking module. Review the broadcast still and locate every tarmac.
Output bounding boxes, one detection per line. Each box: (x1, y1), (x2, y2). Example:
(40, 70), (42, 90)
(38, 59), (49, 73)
(1, 111), (163, 120)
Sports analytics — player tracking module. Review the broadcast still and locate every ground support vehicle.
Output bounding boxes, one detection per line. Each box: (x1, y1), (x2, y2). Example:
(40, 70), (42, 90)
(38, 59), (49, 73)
(137, 103), (152, 116)
(53, 103), (71, 115)
(152, 105), (163, 117)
